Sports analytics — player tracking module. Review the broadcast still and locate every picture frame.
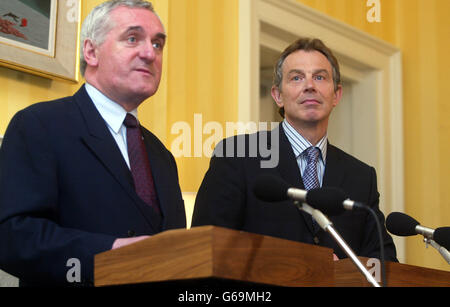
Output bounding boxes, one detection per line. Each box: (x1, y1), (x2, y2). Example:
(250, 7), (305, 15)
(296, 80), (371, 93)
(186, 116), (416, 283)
(0, 0), (81, 82)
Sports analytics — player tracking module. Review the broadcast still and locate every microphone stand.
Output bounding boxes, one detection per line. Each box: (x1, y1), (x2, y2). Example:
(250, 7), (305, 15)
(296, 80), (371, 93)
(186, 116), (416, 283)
(424, 238), (450, 264)
(295, 201), (381, 287)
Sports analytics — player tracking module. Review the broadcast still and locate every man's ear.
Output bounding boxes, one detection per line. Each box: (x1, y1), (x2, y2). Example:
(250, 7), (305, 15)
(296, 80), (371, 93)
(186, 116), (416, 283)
(271, 86), (283, 108)
(332, 84), (343, 107)
(83, 39), (99, 67)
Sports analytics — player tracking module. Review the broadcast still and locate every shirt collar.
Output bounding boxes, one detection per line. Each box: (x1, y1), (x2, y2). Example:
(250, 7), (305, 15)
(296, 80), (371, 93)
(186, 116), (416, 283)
(282, 119), (328, 162)
(85, 83), (138, 133)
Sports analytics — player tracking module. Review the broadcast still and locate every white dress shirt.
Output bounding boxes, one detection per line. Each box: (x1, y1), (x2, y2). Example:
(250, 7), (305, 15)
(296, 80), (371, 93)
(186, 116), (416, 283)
(85, 83), (138, 169)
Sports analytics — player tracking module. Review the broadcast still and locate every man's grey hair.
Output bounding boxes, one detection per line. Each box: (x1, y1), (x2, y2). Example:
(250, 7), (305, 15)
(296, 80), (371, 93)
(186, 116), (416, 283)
(79, 0), (157, 76)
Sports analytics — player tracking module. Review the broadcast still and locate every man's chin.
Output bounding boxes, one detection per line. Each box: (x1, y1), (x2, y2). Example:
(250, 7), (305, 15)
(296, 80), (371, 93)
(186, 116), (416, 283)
(288, 111), (323, 122)
(133, 84), (159, 99)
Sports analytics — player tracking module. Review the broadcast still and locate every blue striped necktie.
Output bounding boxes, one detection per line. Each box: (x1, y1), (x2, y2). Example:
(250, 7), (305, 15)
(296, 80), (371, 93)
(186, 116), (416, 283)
(303, 147), (320, 191)
(303, 146), (320, 233)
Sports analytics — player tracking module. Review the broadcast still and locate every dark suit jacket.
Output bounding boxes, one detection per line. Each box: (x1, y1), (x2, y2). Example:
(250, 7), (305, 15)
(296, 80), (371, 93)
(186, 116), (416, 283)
(0, 85), (186, 286)
(192, 124), (397, 262)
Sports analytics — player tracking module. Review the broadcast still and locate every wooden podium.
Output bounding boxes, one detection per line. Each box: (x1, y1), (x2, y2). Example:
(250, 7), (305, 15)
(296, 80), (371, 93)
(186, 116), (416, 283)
(95, 226), (334, 287)
(335, 257), (450, 287)
(95, 226), (450, 287)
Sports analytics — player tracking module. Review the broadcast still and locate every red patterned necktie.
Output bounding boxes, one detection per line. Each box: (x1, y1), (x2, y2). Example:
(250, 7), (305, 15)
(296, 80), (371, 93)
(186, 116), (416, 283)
(123, 113), (161, 215)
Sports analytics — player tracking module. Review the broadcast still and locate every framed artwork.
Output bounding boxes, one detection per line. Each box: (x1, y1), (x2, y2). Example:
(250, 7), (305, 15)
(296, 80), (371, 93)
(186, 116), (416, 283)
(0, 0), (80, 82)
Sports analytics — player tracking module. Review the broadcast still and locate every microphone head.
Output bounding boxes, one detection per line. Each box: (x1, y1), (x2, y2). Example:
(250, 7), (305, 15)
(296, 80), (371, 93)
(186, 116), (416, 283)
(305, 187), (347, 216)
(386, 212), (420, 236)
(253, 174), (290, 202)
(434, 227), (450, 250)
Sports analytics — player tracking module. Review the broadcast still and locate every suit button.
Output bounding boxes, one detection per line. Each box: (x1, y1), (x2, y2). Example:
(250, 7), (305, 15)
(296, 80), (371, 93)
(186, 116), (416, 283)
(313, 237), (320, 244)
(127, 230), (136, 237)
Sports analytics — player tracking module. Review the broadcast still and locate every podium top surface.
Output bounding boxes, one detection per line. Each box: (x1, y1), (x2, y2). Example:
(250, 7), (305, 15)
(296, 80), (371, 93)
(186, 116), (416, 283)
(95, 226), (450, 287)
(95, 226), (334, 287)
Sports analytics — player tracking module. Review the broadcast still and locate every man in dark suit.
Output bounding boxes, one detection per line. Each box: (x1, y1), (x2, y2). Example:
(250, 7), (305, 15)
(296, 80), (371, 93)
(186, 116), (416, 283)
(0, 1), (186, 286)
(192, 38), (397, 262)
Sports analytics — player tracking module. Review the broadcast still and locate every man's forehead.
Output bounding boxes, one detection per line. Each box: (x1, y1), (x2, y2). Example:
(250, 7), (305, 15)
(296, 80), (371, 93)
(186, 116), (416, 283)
(283, 50), (332, 72)
(110, 6), (165, 34)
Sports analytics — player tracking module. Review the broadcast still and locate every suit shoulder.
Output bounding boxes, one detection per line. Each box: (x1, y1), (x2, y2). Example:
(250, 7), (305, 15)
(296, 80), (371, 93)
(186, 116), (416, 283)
(18, 96), (74, 119)
(16, 86), (87, 121)
(213, 129), (276, 156)
(328, 143), (374, 171)
(6, 96), (75, 134)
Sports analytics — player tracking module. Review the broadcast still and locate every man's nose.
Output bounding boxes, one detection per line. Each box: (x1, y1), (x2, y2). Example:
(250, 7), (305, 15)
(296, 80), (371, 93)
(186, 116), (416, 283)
(140, 40), (157, 61)
(304, 77), (316, 92)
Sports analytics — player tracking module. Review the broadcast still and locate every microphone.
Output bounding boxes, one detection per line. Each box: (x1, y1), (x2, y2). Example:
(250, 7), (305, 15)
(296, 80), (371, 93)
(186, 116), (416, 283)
(253, 174), (382, 287)
(253, 174), (367, 215)
(386, 212), (450, 250)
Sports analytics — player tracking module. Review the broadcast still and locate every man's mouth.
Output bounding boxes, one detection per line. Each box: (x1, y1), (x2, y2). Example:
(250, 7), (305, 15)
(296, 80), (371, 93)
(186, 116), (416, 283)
(135, 68), (152, 75)
(301, 99), (321, 105)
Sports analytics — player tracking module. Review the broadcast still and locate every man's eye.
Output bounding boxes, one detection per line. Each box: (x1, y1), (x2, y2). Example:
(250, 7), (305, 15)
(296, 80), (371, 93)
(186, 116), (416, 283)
(127, 36), (137, 43)
(315, 75), (325, 80)
(152, 42), (162, 50)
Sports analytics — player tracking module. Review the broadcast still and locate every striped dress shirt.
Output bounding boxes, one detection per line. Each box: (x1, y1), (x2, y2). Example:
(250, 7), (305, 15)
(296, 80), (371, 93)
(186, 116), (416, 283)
(282, 120), (328, 187)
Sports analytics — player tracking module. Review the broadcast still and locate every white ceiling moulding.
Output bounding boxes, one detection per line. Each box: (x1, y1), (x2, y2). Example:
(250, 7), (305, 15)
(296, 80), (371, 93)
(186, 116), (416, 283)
(238, 0), (405, 261)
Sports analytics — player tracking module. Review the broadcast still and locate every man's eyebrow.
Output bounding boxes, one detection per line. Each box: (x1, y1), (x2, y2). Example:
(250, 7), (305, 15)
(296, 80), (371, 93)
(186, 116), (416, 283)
(154, 32), (166, 40)
(124, 26), (144, 33)
(312, 69), (330, 75)
(123, 26), (166, 40)
(287, 69), (305, 75)
(287, 68), (330, 75)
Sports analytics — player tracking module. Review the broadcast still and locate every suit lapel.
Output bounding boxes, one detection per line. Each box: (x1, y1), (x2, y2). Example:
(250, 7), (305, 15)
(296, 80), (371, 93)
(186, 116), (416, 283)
(322, 143), (346, 189)
(275, 128), (346, 190)
(273, 125), (315, 233)
(74, 86), (157, 232)
(274, 124), (304, 188)
(141, 129), (168, 225)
